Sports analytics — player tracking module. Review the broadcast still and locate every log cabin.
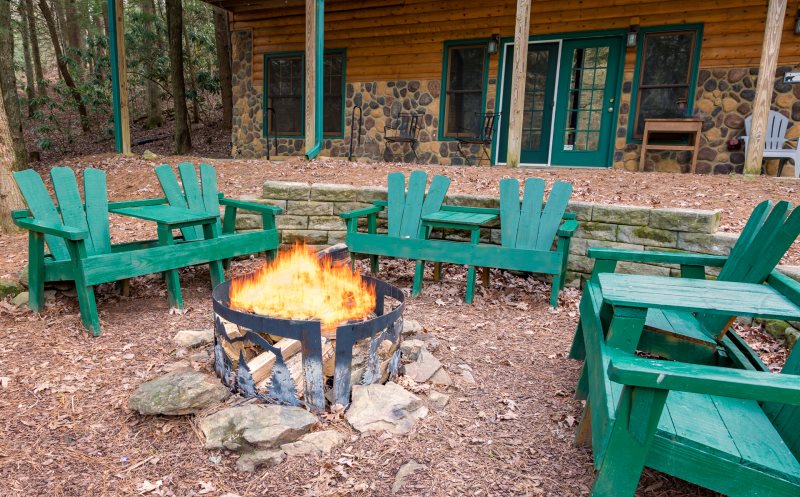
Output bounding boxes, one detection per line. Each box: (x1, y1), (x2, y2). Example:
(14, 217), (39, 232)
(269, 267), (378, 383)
(111, 0), (800, 174)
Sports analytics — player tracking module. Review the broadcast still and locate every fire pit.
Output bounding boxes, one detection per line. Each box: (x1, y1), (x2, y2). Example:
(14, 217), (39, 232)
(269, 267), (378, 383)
(211, 245), (405, 412)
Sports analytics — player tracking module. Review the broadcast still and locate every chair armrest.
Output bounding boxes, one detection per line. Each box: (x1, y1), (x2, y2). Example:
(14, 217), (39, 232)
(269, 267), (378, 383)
(558, 219), (579, 237)
(607, 350), (800, 405)
(588, 247), (728, 267)
(339, 205), (384, 220)
(14, 217), (88, 240)
(220, 198), (283, 215)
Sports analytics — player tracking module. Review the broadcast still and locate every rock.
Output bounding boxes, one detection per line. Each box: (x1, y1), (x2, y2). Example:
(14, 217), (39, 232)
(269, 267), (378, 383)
(649, 208), (721, 234)
(346, 382), (428, 435)
(428, 391), (449, 410)
(235, 449), (285, 472)
(142, 150), (158, 161)
(403, 348), (441, 383)
(787, 327), (800, 350)
(413, 333), (440, 352)
(399, 339), (425, 361)
(460, 370), (477, 386)
(402, 319), (423, 336)
(0, 278), (22, 299)
(428, 368), (453, 387)
(765, 320), (791, 339)
(200, 404), (317, 450)
(281, 430), (346, 457)
(128, 369), (229, 415)
(173, 329), (214, 349)
(11, 291), (28, 307)
(392, 460), (425, 494)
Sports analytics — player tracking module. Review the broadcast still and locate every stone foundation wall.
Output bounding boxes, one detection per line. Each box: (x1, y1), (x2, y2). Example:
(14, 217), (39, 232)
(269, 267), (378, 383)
(236, 180), (747, 288)
(613, 66), (800, 175)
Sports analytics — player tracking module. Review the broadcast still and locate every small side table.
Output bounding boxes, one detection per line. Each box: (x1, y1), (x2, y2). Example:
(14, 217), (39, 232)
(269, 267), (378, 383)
(639, 118), (703, 173)
(418, 210), (498, 303)
(110, 205), (223, 308)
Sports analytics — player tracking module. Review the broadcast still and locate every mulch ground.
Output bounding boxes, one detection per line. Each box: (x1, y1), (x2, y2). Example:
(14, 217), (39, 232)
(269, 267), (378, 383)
(0, 256), (727, 497)
(0, 157), (794, 496)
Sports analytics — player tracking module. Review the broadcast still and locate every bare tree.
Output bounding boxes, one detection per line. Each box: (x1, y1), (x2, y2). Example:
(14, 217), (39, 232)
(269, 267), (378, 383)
(183, 24), (199, 124)
(18, 0), (37, 116)
(39, 0), (89, 132)
(25, 0), (46, 98)
(142, 0), (163, 128)
(0, 0), (28, 168)
(63, 0), (83, 62)
(213, 6), (232, 129)
(0, 100), (24, 233)
(166, 0), (191, 153)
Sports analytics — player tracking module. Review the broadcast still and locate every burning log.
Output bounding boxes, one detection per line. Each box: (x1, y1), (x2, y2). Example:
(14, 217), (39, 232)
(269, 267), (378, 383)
(248, 338), (301, 384)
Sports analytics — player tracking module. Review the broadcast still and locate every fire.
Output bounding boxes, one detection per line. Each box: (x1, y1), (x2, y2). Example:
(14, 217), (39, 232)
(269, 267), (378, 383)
(229, 243), (376, 332)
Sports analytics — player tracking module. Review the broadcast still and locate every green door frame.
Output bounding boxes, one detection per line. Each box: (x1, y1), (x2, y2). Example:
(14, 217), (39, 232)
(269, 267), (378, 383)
(497, 42), (559, 165)
(492, 28), (627, 167)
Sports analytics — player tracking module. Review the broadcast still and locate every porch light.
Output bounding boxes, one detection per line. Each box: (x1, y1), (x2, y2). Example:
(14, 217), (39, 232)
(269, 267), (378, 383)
(488, 34), (500, 55)
(626, 25), (639, 48)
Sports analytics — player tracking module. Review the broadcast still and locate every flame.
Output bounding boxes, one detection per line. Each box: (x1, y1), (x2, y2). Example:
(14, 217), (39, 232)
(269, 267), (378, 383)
(229, 243), (376, 331)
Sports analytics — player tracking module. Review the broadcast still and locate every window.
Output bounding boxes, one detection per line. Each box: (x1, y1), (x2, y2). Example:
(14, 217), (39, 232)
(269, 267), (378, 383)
(631, 28), (700, 139)
(264, 52), (345, 137)
(443, 44), (488, 137)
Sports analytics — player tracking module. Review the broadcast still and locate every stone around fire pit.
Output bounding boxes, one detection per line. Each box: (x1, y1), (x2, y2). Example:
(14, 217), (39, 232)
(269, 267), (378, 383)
(281, 430), (346, 457)
(346, 382), (428, 435)
(173, 329), (214, 349)
(199, 404), (317, 451)
(235, 449), (285, 473)
(128, 369), (229, 416)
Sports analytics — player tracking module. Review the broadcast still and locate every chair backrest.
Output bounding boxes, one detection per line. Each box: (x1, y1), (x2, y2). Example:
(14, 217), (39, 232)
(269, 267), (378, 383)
(498, 178), (573, 251)
(386, 170), (450, 238)
(765, 344), (800, 460)
(468, 113), (498, 143)
(13, 167), (111, 260)
(391, 113), (421, 140)
(744, 110), (790, 150)
(155, 162), (222, 241)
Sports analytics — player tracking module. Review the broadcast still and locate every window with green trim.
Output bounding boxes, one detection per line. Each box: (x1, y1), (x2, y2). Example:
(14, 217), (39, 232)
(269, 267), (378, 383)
(443, 45), (487, 137)
(264, 52), (345, 137)
(632, 29), (699, 138)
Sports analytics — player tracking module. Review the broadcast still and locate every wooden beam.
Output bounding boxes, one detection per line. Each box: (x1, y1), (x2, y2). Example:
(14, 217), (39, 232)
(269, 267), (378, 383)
(304, 0), (323, 159)
(744, 0), (786, 175)
(505, 0), (531, 168)
(108, 0), (130, 154)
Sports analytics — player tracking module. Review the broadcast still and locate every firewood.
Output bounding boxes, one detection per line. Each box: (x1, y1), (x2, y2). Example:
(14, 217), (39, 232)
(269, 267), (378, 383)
(247, 338), (301, 384)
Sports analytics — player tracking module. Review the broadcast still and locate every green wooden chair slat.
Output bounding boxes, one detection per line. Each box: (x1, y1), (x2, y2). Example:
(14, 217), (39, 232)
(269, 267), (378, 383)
(420, 175), (451, 220)
(13, 169), (71, 261)
(387, 172), (406, 237)
(155, 164), (202, 241)
(535, 181), (573, 251)
(83, 169), (112, 255)
(399, 170), (429, 238)
(50, 167), (96, 255)
(177, 162), (207, 240)
(515, 178), (544, 250)
(12, 165), (281, 336)
(498, 179), (522, 249)
(199, 163), (223, 232)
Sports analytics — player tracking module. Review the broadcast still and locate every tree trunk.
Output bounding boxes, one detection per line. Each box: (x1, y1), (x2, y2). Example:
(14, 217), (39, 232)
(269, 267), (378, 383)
(166, 0), (191, 153)
(0, 0), (28, 168)
(39, 0), (89, 133)
(18, 0), (37, 117)
(53, 0), (68, 48)
(183, 25), (200, 124)
(142, 0), (163, 128)
(63, 0), (82, 61)
(213, 7), (232, 129)
(26, 0), (46, 98)
(0, 97), (24, 233)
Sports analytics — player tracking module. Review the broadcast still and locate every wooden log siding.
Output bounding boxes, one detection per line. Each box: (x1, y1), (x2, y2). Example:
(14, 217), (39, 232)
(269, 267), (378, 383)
(220, 0), (800, 86)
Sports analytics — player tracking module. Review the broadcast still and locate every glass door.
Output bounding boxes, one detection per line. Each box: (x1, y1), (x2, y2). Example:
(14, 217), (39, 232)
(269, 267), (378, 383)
(550, 36), (623, 167)
(498, 42), (559, 164)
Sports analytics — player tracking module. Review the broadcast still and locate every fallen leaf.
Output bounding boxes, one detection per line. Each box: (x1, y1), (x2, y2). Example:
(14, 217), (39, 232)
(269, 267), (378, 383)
(198, 481), (214, 495)
(0, 377), (9, 388)
(137, 479), (162, 494)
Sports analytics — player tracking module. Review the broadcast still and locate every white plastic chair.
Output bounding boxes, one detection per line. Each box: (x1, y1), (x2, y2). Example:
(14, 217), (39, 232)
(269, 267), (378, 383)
(743, 110), (800, 177)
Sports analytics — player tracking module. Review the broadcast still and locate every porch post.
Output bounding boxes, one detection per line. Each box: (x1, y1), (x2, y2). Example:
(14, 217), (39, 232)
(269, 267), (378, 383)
(304, 0), (324, 160)
(506, 0), (532, 168)
(745, 0), (787, 175)
(108, 0), (130, 154)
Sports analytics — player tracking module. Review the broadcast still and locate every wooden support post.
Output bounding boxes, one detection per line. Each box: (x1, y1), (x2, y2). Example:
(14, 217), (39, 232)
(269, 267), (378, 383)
(744, 0), (786, 175)
(304, 0), (324, 160)
(108, 0), (130, 154)
(505, 0), (531, 168)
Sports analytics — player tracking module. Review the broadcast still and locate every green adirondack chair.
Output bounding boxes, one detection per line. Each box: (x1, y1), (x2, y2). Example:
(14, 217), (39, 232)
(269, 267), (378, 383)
(576, 269), (800, 497)
(571, 199), (800, 370)
(11, 165), (281, 335)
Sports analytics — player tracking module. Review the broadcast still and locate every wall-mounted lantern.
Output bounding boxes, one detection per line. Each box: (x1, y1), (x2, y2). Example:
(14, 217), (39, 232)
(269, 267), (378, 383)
(488, 33), (501, 55)
(626, 25), (639, 48)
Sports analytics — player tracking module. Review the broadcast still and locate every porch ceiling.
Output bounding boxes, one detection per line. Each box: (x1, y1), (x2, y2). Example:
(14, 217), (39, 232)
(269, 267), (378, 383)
(205, 0), (403, 15)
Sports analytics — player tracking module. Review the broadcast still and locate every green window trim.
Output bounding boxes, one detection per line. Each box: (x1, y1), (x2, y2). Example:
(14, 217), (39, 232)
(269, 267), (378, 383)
(626, 23), (704, 144)
(438, 39), (491, 141)
(262, 48), (347, 140)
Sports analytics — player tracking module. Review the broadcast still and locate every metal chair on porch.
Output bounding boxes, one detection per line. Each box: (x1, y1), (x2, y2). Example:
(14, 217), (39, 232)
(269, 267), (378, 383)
(383, 113), (422, 163)
(743, 110), (800, 177)
(456, 112), (499, 166)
